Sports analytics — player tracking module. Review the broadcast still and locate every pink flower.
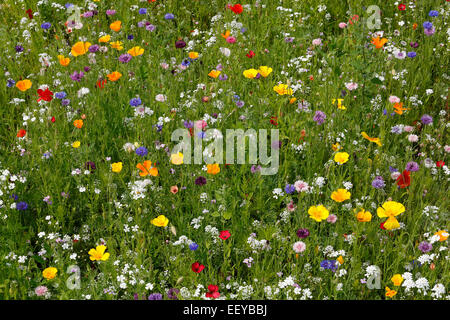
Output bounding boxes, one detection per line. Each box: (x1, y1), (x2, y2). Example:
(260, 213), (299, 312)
(389, 95), (401, 103)
(327, 214), (337, 223)
(345, 82), (358, 91)
(286, 200), (296, 212)
(294, 180), (309, 192)
(194, 120), (207, 130)
(338, 22), (347, 29)
(226, 36), (236, 44)
(408, 134), (419, 142)
(391, 172), (401, 180)
(312, 38), (322, 46)
(293, 241), (306, 253)
(155, 94), (167, 102)
(404, 126), (414, 133)
(35, 285), (48, 296)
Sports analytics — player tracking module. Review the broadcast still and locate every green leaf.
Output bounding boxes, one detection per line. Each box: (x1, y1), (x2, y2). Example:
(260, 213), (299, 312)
(222, 211), (232, 220)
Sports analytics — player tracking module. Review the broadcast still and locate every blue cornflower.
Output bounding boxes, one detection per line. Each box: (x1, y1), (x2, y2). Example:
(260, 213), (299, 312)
(164, 13), (175, 20)
(181, 59), (190, 67)
(135, 146), (148, 157)
(55, 91), (67, 99)
(61, 99), (70, 106)
(285, 184), (296, 194)
(423, 21), (433, 30)
(389, 166), (398, 173)
(407, 52), (416, 58)
(235, 100), (245, 108)
(139, 8), (147, 15)
(41, 22), (51, 29)
(16, 201), (28, 210)
(189, 242), (199, 251)
(7, 79), (15, 87)
(127, 34), (134, 40)
(428, 10), (439, 17)
(129, 97), (142, 107)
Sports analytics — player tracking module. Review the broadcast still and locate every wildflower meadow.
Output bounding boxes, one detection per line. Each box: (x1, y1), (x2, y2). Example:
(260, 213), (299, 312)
(0, 0), (449, 302)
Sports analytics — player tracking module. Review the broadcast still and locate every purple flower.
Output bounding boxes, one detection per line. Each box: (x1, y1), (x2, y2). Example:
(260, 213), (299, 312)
(407, 52), (416, 58)
(285, 184), (295, 194)
(84, 161), (96, 172)
(313, 111), (326, 125)
(424, 27), (435, 36)
(235, 100), (245, 108)
(16, 201), (28, 210)
(389, 166), (398, 173)
(410, 42), (419, 48)
(421, 114), (433, 125)
(371, 176), (385, 189)
(405, 161), (419, 172)
(148, 293), (163, 300)
(175, 40), (186, 49)
(127, 34), (134, 40)
(55, 91), (67, 99)
(251, 165), (261, 173)
(195, 176), (207, 186)
(88, 44), (99, 53)
(135, 147), (148, 157)
(418, 241), (432, 253)
(320, 259), (337, 271)
(183, 120), (194, 129)
(219, 74), (228, 81)
(167, 288), (179, 300)
(61, 99), (70, 106)
(70, 71), (84, 82)
(15, 45), (24, 53)
(106, 9), (116, 16)
(146, 24), (156, 32)
(139, 8), (147, 15)
(7, 79), (15, 87)
(119, 54), (132, 63)
(296, 228), (310, 239)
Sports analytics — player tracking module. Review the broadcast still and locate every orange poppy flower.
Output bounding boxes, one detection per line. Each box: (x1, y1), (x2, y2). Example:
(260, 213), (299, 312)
(110, 21), (122, 32)
(137, 160), (159, 177)
(207, 163), (220, 175)
(393, 102), (409, 115)
(221, 30), (231, 39)
(107, 71), (122, 81)
(57, 55), (70, 66)
(361, 132), (382, 146)
(16, 79), (32, 92)
(73, 119), (83, 128)
(208, 70), (221, 78)
(71, 41), (91, 57)
(371, 37), (388, 49)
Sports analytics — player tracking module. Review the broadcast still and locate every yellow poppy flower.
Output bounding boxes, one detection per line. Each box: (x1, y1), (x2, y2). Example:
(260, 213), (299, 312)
(170, 152), (184, 165)
(377, 201), (405, 230)
(273, 83), (293, 95)
(72, 141), (81, 148)
(99, 35), (111, 43)
(331, 189), (351, 202)
(127, 46), (144, 57)
(88, 245), (110, 261)
(111, 162), (123, 173)
(258, 66), (272, 77)
(385, 287), (397, 298)
(42, 267), (58, 280)
(391, 274), (403, 286)
(334, 152), (349, 165)
(332, 98), (346, 110)
(110, 41), (123, 51)
(361, 132), (382, 146)
(356, 209), (372, 222)
(308, 205), (329, 222)
(151, 215), (169, 227)
(243, 68), (259, 79)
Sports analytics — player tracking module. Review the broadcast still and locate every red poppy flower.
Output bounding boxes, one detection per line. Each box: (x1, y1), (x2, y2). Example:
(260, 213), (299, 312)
(436, 161), (445, 168)
(206, 285), (220, 299)
(270, 116), (278, 126)
(246, 50), (255, 58)
(228, 4), (243, 14)
(398, 4), (406, 11)
(17, 129), (27, 138)
(396, 170), (411, 188)
(51, 116), (56, 123)
(97, 79), (107, 89)
(26, 9), (33, 19)
(219, 230), (231, 240)
(380, 222), (386, 230)
(191, 262), (205, 273)
(37, 88), (53, 102)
